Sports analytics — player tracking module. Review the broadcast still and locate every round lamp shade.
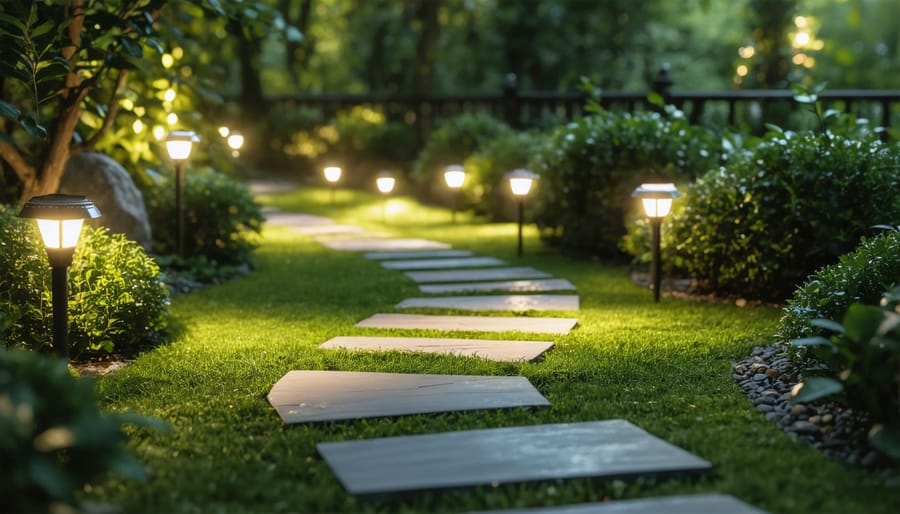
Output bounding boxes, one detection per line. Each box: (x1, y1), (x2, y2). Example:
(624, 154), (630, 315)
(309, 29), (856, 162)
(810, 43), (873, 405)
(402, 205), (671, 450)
(443, 165), (466, 189)
(165, 130), (200, 161)
(506, 168), (538, 196)
(376, 172), (396, 194)
(324, 166), (343, 183)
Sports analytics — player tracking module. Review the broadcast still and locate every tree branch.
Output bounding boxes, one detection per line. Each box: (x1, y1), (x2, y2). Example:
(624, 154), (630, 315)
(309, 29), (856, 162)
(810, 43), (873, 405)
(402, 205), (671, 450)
(0, 141), (36, 187)
(75, 69), (128, 154)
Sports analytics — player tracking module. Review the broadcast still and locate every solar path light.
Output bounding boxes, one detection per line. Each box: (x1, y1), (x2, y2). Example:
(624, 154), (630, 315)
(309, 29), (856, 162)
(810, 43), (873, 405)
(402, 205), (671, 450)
(506, 168), (537, 257)
(324, 165), (342, 204)
(165, 130), (199, 256)
(632, 183), (680, 302)
(376, 171), (396, 222)
(443, 164), (466, 224)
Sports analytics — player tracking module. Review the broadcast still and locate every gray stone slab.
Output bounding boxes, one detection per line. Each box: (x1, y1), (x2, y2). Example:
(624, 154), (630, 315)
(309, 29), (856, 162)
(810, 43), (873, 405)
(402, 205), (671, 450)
(465, 494), (769, 514)
(289, 224), (365, 236)
(321, 238), (451, 252)
(397, 295), (579, 312)
(405, 267), (552, 283)
(420, 278), (577, 294)
(320, 336), (554, 362)
(317, 419), (712, 496)
(382, 257), (506, 270)
(265, 212), (334, 226)
(313, 231), (389, 241)
(356, 313), (577, 334)
(268, 370), (549, 424)
(364, 249), (474, 260)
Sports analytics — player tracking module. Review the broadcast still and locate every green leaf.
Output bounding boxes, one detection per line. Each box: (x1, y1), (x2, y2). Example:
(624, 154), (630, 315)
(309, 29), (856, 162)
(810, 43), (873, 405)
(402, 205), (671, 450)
(119, 37), (143, 58)
(869, 424), (900, 459)
(0, 100), (20, 119)
(19, 115), (48, 139)
(145, 37), (164, 54)
(842, 304), (884, 342)
(28, 456), (75, 502)
(792, 377), (843, 403)
(30, 20), (56, 39)
(810, 318), (845, 334)
(0, 13), (28, 34)
(794, 94), (816, 104)
(790, 336), (836, 350)
(646, 91), (665, 108)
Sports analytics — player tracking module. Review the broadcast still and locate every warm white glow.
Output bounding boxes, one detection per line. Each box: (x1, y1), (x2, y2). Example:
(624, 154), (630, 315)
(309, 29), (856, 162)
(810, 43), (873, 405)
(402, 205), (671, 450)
(444, 168), (466, 189)
(163, 89), (176, 102)
(794, 31), (810, 47)
(218, 126), (230, 137)
(226, 133), (244, 150)
(376, 176), (396, 194)
(162, 53), (174, 69)
(166, 113), (178, 125)
(36, 219), (84, 249)
(736, 65), (748, 77)
(324, 166), (342, 183)
(153, 126), (165, 140)
(132, 119), (144, 134)
(738, 45), (756, 59)
(642, 198), (673, 218)
(509, 177), (534, 196)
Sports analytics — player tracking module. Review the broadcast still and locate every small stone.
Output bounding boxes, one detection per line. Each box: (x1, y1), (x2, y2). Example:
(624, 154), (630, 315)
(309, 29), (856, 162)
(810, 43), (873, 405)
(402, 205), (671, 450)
(756, 404), (774, 413)
(761, 389), (780, 397)
(861, 451), (880, 468)
(765, 368), (779, 377)
(809, 415), (822, 425)
(752, 373), (768, 382)
(821, 414), (833, 424)
(765, 412), (782, 422)
(755, 395), (776, 406)
(790, 404), (807, 416)
(790, 421), (820, 435)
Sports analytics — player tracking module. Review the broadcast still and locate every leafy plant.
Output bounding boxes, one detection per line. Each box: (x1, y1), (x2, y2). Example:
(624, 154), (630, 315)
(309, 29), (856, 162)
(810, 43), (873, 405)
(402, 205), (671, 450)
(462, 130), (542, 221)
(0, 348), (162, 513)
(533, 108), (719, 258)
(668, 129), (900, 300)
(142, 166), (264, 267)
(779, 230), (900, 340)
(790, 289), (900, 460)
(0, 205), (170, 356)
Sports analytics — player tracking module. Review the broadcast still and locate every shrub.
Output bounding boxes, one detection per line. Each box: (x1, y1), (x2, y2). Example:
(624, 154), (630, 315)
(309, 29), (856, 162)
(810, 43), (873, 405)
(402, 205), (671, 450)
(0, 205), (169, 356)
(462, 130), (542, 221)
(669, 130), (900, 300)
(0, 349), (160, 513)
(142, 166), (264, 267)
(790, 289), (900, 460)
(779, 230), (900, 341)
(532, 108), (719, 258)
(412, 113), (513, 203)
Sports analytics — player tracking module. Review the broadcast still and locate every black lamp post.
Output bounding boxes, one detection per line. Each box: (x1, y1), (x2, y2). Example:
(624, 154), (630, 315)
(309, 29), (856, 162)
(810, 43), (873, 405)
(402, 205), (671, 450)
(165, 130), (199, 256)
(19, 194), (101, 359)
(324, 165), (342, 204)
(506, 168), (537, 257)
(376, 171), (396, 223)
(443, 164), (465, 223)
(632, 183), (680, 302)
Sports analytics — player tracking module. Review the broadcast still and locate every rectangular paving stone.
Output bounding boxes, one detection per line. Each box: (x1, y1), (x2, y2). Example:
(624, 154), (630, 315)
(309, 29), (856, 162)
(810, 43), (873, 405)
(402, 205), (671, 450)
(420, 278), (576, 294)
(268, 370), (549, 424)
(465, 494), (769, 514)
(364, 249), (474, 260)
(317, 419), (711, 496)
(405, 267), (552, 283)
(320, 336), (554, 362)
(382, 257), (506, 270)
(289, 224), (365, 236)
(265, 212), (334, 226)
(313, 231), (389, 241)
(356, 313), (577, 334)
(322, 238), (451, 252)
(396, 295), (579, 312)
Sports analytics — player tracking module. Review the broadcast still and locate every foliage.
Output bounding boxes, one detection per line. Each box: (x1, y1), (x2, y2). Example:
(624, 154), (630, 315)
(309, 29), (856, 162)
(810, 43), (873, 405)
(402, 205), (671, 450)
(668, 130), (900, 300)
(533, 107), (720, 259)
(462, 130), (542, 221)
(142, 167), (264, 267)
(412, 112), (512, 203)
(0, 349), (162, 513)
(0, 205), (170, 356)
(790, 289), (900, 460)
(779, 230), (900, 341)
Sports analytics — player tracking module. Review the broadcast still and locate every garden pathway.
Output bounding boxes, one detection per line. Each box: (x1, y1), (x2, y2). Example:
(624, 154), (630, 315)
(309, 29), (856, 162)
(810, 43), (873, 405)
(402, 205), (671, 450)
(262, 206), (768, 512)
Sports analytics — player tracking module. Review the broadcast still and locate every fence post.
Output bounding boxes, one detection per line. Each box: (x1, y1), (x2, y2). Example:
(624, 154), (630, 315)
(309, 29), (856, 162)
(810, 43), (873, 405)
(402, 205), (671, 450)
(503, 72), (520, 128)
(652, 63), (674, 104)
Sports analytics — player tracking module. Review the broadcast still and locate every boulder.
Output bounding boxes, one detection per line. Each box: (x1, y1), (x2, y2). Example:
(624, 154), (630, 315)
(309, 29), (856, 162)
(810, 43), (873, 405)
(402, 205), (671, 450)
(59, 152), (153, 251)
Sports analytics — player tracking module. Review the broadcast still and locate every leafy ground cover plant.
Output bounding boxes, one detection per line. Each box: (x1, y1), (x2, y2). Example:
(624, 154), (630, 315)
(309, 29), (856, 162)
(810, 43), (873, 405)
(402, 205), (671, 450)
(0, 349), (161, 513)
(791, 288), (900, 460)
(533, 108), (719, 259)
(0, 205), (169, 356)
(668, 130), (900, 301)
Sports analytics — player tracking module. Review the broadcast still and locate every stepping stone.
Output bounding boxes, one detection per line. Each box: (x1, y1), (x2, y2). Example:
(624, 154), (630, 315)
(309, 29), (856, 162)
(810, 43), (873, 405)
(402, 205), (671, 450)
(267, 370), (549, 424)
(316, 419), (711, 496)
(397, 295), (579, 312)
(382, 257), (506, 270)
(356, 313), (577, 334)
(265, 212), (334, 226)
(364, 249), (474, 260)
(289, 224), (365, 236)
(405, 267), (551, 283)
(420, 279), (577, 294)
(313, 231), (389, 241)
(466, 494), (769, 514)
(320, 336), (553, 362)
(322, 238), (451, 252)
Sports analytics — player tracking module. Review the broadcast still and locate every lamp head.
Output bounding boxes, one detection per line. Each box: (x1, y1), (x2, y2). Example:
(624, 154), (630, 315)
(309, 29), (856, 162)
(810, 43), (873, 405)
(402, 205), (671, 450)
(324, 166), (343, 184)
(506, 168), (537, 196)
(226, 131), (244, 151)
(18, 194), (102, 251)
(376, 171), (395, 194)
(443, 165), (466, 189)
(165, 130), (199, 161)
(632, 183), (680, 218)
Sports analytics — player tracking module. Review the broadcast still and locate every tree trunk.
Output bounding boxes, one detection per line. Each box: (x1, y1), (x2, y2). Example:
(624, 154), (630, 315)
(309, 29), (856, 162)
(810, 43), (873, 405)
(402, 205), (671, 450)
(413, 0), (440, 97)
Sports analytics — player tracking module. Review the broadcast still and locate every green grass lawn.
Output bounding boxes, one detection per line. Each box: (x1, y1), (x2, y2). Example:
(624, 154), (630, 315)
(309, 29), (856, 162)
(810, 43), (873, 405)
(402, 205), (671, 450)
(92, 186), (899, 513)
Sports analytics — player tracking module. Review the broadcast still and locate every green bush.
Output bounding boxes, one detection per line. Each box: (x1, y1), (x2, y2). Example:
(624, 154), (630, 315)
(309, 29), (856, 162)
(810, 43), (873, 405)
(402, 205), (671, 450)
(778, 230), (900, 341)
(412, 113), (513, 203)
(532, 108), (719, 258)
(143, 166), (264, 267)
(669, 130), (900, 300)
(790, 289), (900, 460)
(0, 205), (170, 356)
(0, 349), (159, 513)
(462, 130), (542, 221)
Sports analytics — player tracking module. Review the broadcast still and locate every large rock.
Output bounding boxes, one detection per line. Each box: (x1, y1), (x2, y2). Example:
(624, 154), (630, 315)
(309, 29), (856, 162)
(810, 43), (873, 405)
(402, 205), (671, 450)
(59, 152), (152, 250)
